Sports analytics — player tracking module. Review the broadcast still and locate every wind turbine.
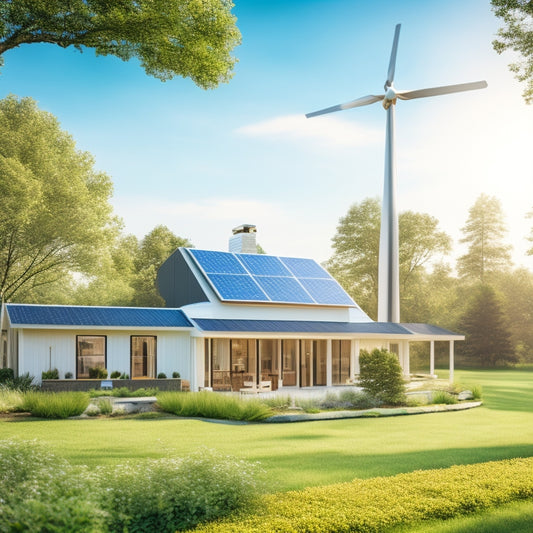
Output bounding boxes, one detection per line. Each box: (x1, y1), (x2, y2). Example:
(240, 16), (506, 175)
(306, 24), (487, 323)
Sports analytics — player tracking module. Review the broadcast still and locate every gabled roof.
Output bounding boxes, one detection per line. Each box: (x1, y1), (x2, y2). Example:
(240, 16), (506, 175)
(6, 304), (193, 328)
(191, 318), (412, 335)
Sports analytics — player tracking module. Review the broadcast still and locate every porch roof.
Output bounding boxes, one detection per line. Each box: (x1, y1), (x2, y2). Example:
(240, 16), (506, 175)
(191, 317), (412, 335)
(6, 304), (193, 328)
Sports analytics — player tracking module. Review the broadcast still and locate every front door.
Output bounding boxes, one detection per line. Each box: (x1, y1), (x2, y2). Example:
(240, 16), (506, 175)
(131, 336), (157, 378)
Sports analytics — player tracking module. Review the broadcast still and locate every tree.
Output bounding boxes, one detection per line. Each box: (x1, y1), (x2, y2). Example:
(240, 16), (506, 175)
(491, 0), (533, 104)
(459, 284), (516, 367)
(457, 194), (512, 283)
(131, 225), (192, 306)
(327, 198), (451, 319)
(0, 0), (241, 89)
(0, 96), (117, 302)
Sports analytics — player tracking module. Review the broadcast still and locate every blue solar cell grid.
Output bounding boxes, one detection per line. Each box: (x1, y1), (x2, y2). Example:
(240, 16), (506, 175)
(188, 249), (247, 274)
(186, 248), (355, 307)
(280, 257), (330, 279)
(298, 278), (355, 306)
(253, 276), (314, 304)
(207, 274), (269, 301)
(237, 254), (292, 277)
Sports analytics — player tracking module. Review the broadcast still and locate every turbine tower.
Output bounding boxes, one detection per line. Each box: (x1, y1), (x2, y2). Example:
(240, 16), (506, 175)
(306, 24), (487, 323)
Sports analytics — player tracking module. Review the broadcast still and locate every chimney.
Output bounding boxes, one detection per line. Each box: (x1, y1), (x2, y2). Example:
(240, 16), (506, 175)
(229, 224), (257, 254)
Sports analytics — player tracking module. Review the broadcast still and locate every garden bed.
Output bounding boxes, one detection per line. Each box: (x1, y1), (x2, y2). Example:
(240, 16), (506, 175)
(41, 378), (188, 392)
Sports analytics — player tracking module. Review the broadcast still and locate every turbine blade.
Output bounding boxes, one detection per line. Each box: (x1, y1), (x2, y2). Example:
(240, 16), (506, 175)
(306, 94), (384, 118)
(386, 24), (401, 87)
(397, 80), (488, 100)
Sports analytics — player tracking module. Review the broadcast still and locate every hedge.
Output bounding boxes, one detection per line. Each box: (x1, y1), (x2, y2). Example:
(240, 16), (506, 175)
(194, 457), (533, 532)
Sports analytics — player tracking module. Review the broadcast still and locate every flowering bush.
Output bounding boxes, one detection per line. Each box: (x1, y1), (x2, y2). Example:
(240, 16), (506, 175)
(193, 458), (533, 532)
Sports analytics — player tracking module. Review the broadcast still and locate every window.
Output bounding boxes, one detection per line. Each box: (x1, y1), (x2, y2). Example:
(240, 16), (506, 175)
(332, 340), (351, 385)
(131, 336), (157, 378)
(77, 335), (106, 379)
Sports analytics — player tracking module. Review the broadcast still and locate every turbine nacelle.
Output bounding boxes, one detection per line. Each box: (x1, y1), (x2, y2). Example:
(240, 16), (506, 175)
(383, 86), (397, 109)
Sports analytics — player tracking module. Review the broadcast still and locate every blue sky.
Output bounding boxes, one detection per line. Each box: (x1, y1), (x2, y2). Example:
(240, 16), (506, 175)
(2, 0), (532, 269)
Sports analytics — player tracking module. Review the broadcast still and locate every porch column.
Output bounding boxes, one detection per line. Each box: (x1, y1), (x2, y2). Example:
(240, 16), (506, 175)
(326, 339), (332, 387)
(277, 339), (282, 387)
(402, 341), (410, 377)
(352, 339), (360, 378)
(430, 340), (435, 376)
(449, 340), (455, 383)
(296, 340), (301, 387)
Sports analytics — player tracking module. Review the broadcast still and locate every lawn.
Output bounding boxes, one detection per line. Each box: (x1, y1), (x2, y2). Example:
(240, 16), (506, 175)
(1, 368), (532, 493)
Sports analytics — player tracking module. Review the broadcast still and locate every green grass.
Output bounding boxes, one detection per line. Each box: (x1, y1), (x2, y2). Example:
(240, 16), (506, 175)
(1, 369), (531, 493)
(21, 391), (90, 419)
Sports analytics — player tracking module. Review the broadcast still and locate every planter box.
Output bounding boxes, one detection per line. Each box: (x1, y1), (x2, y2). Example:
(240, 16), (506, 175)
(41, 378), (188, 392)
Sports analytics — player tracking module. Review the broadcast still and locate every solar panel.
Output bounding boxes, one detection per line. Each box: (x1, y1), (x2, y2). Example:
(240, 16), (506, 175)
(253, 276), (314, 303)
(185, 248), (355, 307)
(237, 254), (292, 277)
(188, 249), (247, 274)
(280, 257), (330, 278)
(207, 274), (269, 301)
(298, 278), (356, 306)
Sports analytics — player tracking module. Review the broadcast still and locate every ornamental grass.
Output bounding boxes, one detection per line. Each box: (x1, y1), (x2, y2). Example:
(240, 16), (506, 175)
(22, 391), (90, 418)
(194, 458), (533, 532)
(156, 391), (272, 421)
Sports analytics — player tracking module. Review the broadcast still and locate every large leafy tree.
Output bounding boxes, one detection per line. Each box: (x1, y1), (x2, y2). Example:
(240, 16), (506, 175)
(457, 194), (512, 283)
(459, 283), (516, 367)
(0, 0), (241, 89)
(492, 0), (533, 104)
(131, 225), (192, 307)
(327, 198), (451, 319)
(0, 95), (117, 302)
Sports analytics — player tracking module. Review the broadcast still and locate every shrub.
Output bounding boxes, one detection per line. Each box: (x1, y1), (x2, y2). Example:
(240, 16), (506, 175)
(359, 348), (406, 405)
(157, 391), (272, 421)
(22, 391), (90, 418)
(120, 372), (129, 379)
(0, 372), (36, 391)
(64, 371), (74, 379)
(261, 394), (292, 410)
(172, 371), (181, 378)
(0, 367), (14, 383)
(294, 397), (321, 413)
(157, 372), (167, 379)
(88, 367), (108, 379)
(110, 370), (121, 379)
(0, 440), (105, 532)
(96, 449), (263, 532)
(42, 368), (59, 380)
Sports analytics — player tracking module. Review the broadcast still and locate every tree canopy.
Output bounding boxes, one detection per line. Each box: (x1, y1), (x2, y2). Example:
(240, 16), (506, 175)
(491, 0), (533, 104)
(327, 198), (451, 319)
(0, 0), (241, 89)
(457, 194), (512, 283)
(0, 95), (117, 302)
(459, 283), (516, 367)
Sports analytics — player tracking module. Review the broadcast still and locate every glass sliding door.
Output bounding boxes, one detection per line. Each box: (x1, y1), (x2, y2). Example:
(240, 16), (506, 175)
(313, 340), (327, 386)
(230, 339), (256, 390)
(211, 339), (231, 391)
(131, 336), (157, 379)
(300, 340), (312, 387)
(332, 340), (351, 385)
(281, 339), (297, 386)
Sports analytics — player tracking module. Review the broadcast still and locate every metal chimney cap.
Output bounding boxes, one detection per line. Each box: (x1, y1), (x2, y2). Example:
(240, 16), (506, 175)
(232, 224), (257, 235)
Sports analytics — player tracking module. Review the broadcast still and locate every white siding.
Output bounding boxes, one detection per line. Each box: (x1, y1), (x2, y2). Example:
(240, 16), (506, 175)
(18, 329), (193, 384)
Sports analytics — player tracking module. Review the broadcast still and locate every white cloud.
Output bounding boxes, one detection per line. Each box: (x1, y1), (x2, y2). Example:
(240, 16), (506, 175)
(236, 113), (381, 148)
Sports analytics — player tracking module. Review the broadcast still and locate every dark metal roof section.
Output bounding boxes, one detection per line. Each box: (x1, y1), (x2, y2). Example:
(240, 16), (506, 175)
(6, 304), (193, 328)
(401, 323), (464, 337)
(156, 248), (210, 308)
(191, 318), (413, 334)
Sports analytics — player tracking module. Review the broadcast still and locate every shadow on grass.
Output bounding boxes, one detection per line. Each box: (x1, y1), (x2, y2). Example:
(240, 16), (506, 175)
(260, 444), (533, 491)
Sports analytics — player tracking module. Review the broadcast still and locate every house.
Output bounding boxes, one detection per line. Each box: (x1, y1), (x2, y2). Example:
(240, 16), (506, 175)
(0, 226), (463, 389)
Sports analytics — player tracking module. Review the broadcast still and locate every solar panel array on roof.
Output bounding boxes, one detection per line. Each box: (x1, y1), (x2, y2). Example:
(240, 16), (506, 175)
(186, 249), (357, 307)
